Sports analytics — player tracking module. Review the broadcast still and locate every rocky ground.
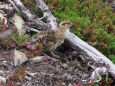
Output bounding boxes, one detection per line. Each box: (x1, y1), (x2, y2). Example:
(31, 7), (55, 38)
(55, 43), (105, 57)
(0, 49), (93, 86)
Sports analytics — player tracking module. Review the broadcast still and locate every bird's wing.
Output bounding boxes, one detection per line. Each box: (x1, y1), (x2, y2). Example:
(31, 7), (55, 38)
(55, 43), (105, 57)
(29, 29), (57, 44)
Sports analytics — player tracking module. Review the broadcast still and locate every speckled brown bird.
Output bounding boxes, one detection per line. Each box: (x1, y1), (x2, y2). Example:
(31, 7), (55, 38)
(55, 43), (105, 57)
(30, 20), (73, 59)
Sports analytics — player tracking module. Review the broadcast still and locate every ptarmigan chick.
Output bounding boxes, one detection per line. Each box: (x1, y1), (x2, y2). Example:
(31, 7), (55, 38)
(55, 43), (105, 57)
(30, 20), (73, 59)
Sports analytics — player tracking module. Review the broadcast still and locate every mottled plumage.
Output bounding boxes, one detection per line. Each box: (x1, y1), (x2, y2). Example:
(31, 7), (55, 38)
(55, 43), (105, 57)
(30, 20), (73, 58)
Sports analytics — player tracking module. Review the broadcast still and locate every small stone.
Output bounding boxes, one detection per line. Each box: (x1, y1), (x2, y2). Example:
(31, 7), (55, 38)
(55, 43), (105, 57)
(13, 50), (28, 66)
(0, 70), (4, 74)
(68, 83), (72, 86)
(13, 14), (26, 35)
(0, 76), (6, 83)
(25, 71), (37, 77)
(62, 63), (68, 68)
(25, 76), (32, 81)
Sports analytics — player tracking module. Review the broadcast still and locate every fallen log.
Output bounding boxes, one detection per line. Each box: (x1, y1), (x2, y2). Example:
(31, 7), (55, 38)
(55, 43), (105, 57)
(7, 0), (115, 79)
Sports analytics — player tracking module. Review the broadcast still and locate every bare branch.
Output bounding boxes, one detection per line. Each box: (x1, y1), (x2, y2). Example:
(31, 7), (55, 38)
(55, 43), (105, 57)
(7, 0), (20, 12)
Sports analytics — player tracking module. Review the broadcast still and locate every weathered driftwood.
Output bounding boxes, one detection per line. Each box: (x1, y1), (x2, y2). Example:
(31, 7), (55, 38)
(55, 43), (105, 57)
(7, 0), (51, 30)
(36, 0), (57, 29)
(7, 0), (115, 79)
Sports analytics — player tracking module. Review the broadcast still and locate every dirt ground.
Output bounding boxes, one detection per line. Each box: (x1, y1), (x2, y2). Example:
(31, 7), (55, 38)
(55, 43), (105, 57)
(0, 49), (93, 86)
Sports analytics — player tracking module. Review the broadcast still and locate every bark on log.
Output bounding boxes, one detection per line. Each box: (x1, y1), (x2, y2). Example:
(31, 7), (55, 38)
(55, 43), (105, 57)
(8, 0), (115, 79)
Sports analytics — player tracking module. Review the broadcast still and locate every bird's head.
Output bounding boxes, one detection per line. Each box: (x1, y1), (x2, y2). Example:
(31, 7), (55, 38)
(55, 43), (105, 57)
(59, 20), (73, 29)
